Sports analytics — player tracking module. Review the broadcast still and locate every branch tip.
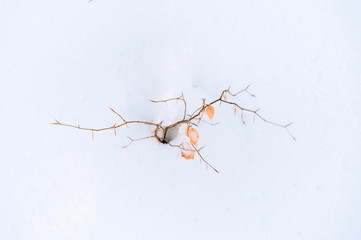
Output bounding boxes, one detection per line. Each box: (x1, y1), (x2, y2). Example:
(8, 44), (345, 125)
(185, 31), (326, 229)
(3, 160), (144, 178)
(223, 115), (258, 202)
(285, 122), (293, 128)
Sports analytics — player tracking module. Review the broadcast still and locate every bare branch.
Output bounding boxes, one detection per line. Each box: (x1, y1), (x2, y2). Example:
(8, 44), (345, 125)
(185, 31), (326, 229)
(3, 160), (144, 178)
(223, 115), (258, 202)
(109, 107), (127, 125)
(150, 94), (187, 120)
(53, 85), (295, 173)
(191, 143), (219, 173)
(227, 84), (256, 98)
(53, 119), (158, 132)
(187, 89), (295, 140)
(122, 135), (155, 148)
(149, 96), (183, 104)
(192, 118), (220, 126)
(52, 119), (61, 125)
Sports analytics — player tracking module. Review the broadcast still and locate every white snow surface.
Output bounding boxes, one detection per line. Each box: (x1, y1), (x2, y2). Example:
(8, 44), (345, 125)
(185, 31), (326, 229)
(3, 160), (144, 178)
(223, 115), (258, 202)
(1, 0), (361, 239)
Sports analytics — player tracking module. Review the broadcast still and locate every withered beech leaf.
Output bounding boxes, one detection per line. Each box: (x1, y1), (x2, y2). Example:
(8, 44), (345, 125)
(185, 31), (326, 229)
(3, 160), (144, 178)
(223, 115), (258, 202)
(181, 142), (195, 160)
(205, 105), (215, 120)
(188, 127), (199, 145)
(181, 150), (195, 160)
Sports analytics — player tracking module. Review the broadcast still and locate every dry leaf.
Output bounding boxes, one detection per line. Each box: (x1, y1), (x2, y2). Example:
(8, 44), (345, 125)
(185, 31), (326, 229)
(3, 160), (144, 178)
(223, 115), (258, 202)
(181, 150), (195, 160)
(181, 142), (195, 160)
(205, 105), (215, 120)
(187, 127), (199, 145)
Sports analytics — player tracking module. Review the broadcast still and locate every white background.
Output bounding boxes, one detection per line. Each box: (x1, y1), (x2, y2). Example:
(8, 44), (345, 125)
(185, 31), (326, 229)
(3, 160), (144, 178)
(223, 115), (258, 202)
(0, 0), (360, 239)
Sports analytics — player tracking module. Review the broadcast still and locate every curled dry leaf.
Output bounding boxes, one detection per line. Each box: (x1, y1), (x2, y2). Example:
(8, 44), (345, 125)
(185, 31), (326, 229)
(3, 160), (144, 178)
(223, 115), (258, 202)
(181, 150), (195, 160)
(205, 105), (215, 120)
(181, 142), (195, 160)
(188, 127), (199, 145)
(185, 126), (199, 146)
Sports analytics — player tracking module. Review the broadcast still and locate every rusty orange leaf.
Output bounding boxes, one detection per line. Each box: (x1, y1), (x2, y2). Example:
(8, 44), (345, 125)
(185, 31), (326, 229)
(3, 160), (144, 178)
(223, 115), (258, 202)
(206, 105), (215, 120)
(188, 127), (199, 145)
(181, 142), (195, 160)
(181, 150), (195, 160)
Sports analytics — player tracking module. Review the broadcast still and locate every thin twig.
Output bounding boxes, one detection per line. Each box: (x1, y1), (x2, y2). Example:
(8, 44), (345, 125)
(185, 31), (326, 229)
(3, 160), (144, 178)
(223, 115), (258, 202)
(109, 107), (127, 125)
(191, 143), (219, 173)
(52, 120), (158, 132)
(150, 94), (187, 120)
(122, 136), (155, 148)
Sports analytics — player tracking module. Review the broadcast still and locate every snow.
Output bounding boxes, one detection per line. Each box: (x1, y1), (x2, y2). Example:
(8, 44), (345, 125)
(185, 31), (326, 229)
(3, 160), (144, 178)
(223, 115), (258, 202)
(1, 0), (361, 239)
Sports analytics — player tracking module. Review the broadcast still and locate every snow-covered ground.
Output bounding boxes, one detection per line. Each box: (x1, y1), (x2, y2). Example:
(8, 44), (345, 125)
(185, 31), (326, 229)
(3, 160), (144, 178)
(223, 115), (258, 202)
(1, 0), (361, 239)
